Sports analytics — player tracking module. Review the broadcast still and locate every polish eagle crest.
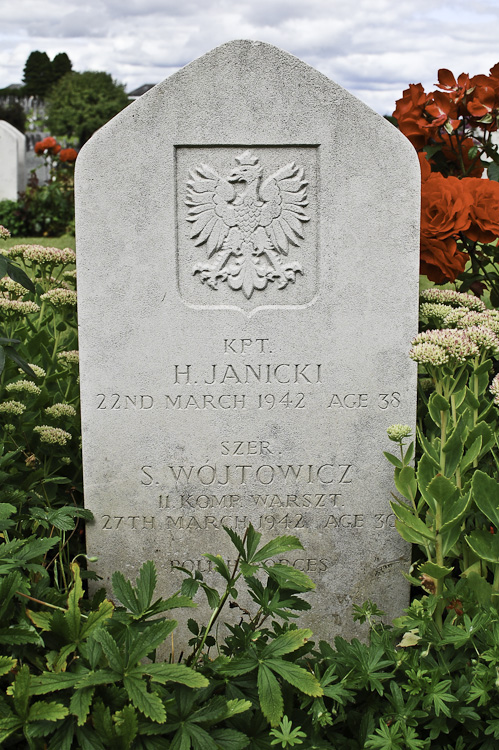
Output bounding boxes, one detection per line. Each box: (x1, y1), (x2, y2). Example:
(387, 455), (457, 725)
(185, 150), (310, 299)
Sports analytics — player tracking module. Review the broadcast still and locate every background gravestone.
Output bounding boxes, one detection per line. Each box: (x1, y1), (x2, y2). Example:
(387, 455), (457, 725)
(0, 120), (26, 201)
(76, 40), (420, 646)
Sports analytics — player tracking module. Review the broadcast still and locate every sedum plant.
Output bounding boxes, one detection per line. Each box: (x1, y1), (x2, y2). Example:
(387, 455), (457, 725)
(386, 288), (499, 627)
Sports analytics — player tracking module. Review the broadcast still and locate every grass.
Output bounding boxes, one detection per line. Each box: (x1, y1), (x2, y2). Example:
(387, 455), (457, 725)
(3, 235), (76, 251)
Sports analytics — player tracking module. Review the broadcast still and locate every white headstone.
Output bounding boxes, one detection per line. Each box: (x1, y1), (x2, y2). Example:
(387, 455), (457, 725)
(76, 41), (420, 646)
(0, 121), (26, 200)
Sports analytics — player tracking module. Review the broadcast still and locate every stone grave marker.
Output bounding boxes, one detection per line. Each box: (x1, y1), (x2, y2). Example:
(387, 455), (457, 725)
(76, 40), (420, 647)
(0, 121), (26, 201)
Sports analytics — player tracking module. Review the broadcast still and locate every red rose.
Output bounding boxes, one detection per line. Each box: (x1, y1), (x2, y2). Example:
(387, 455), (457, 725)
(424, 90), (460, 130)
(34, 136), (61, 155)
(393, 83), (434, 149)
(418, 152), (431, 183)
(421, 173), (471, 239)
(463, 178), (499, 243)
(420, 236), (469, 283)
(59, 148), (78, 163)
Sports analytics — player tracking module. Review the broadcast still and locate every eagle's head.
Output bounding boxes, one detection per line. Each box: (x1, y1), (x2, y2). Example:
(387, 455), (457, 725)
(228, 150), (263, 184)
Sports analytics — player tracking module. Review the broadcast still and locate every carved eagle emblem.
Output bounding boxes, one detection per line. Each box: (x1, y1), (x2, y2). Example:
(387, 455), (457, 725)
(185, 150), (310, 299)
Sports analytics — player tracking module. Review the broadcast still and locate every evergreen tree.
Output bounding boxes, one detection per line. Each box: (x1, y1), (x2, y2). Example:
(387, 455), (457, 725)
(22, 51), (54, 97)
(51, 52), (72, 83)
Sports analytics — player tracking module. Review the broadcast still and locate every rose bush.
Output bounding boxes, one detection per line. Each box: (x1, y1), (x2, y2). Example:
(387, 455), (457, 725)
(393, 63), (499, 302)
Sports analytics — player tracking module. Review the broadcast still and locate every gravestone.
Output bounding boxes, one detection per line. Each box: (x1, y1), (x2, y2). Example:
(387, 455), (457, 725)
(0, 121), (26, 201)
(76, 40), (420, 646)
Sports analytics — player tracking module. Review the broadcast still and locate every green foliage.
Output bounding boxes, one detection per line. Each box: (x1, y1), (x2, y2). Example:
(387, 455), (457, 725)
(47, 71), (129, 146)
(0, 100), (26, 133)
(22, 50), (73, 98)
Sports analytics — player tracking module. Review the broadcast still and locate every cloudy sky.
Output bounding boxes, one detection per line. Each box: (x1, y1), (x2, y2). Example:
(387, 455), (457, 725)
(1, 0), (499, 114)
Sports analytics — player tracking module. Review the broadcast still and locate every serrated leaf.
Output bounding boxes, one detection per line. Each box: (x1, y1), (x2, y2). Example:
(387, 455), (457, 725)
(146, 663), (209, 688)
(70, 687), (95, 725)
(220, 656), (257, 677)
(222, 526), (246, 558)
(203, 554), (231, 581)
(123, 675), (166, 723)
(26, 610), (53, 631)
(92, 628), (123, 673)
(261, 628), (312, 658)
(10, 664), (30, 719)
(251, 535), (303, 564)
(390, 501), (434, 540)
(210, 728), (249, 750)
(265, 658), (323, 696)
(0, 717), (23, 744)
(114, 705), (138, 743)
(126, 620), (177, 667)
(0, 503), (16, 519)
(28, 701), (68, 722)
(65, 562), (84, 641)
(0, 656), (16, 677)
(79, 598), (114, 640)
(418, 562), (454, 580)
(426, 474), (458, 506)
(136, 561), (157, 613)
(466, 530), (499, 563)
(29, 672), (81, 695)
(472, 471), (499, 527)
(112, 570), (140, 614)
(257, 663), (283, 726)
(265, 563), (315, 592)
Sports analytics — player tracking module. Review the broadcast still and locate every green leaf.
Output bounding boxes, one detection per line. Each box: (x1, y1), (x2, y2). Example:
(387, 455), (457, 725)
(383, 451), (402, 469)
(417, 454), (437, 515)
(203, 554), (231, 582)
(65, 562), (84, 641)
(245, 525), (262, 562)
(5, 259), (35, 292)
(114, 705), (138, 744)
(70, 687), (95, 726)
(426, 475), (458, 506)
(262, 628), (313, 658)
(488, 161), (499, 181)
(265, 658), (323, 696)
(30, 672), (81, 695)
(112, 570), (139, 614)
(472, 471), (499, 527)
(28, 701), (68, 722)
(10, 663), (30, 719)
(126, 619), (176, 666)
(428, 392), (450, 425)
(220, 656), (257, 677)
(394, 466), (417, 501)
(390, 501), (434, 541)
(136, 560), (157, 612)
(461, 436), (482, 474)
(418, 562), (454, 580)
(79, 598), (114, 640)
(0, 717), (23, 744)
(442, 416), (465, 477)
(210, 728), (249, 750)
(123, 675), (166, 723)
(417, 427), (440, 468)
(466, 530), (499, 563)
(0, 656), (16, 677)
(265, 563), (315, 592)
(146, 663), (209, 688)
(92, 628), (123, 673)
(223, 526), (246, 558)
(257, 663), (283, 727)
(251, 535), (304, 564)
(441, 488), (471, 533)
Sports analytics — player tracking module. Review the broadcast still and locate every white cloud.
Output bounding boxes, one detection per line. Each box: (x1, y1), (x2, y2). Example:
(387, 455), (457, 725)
(1, 0), (499, 113)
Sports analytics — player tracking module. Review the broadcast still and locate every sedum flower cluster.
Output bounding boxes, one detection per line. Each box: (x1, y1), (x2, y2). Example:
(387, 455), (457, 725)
(57, 350), (79, 365)
(33, 425), (72, 446)
(45, 403), (77, 419)
(41, 288), (77, 308)
(0, 297), (40, 314)
(6, 380), (42, 396)
(387, 424), (413, 442)
(0, 400), (26, 415)
(3, 244), (76, 265)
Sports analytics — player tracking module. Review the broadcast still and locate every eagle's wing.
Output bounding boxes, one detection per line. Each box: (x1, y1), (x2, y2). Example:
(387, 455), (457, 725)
(186, 164), (237, 257)
(258, 162), (309, 255)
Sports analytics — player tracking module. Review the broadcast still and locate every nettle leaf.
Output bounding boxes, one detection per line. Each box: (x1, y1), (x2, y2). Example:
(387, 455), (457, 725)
(127, 620), (177, 666)
(251, 535), (304, 564)
(146, 663), (209, 688)
(257, 663), (283, 727)
(265, 658), (323, 697)
(28, 701), (68, 722)
(123, 675), (166, 723)
(79, 598), (114, 640)
(261, 628), (312, 658)
(30, 672), (81, 695)
(220, 656), (257, 677)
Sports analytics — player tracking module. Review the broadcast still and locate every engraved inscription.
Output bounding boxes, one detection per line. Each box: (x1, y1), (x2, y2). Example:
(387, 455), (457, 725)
(186, 150), (309, 299)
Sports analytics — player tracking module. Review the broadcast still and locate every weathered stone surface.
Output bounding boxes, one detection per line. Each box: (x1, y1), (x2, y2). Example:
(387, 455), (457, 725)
(0, 121), (26, 201)
(76, 40), (419, 648)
